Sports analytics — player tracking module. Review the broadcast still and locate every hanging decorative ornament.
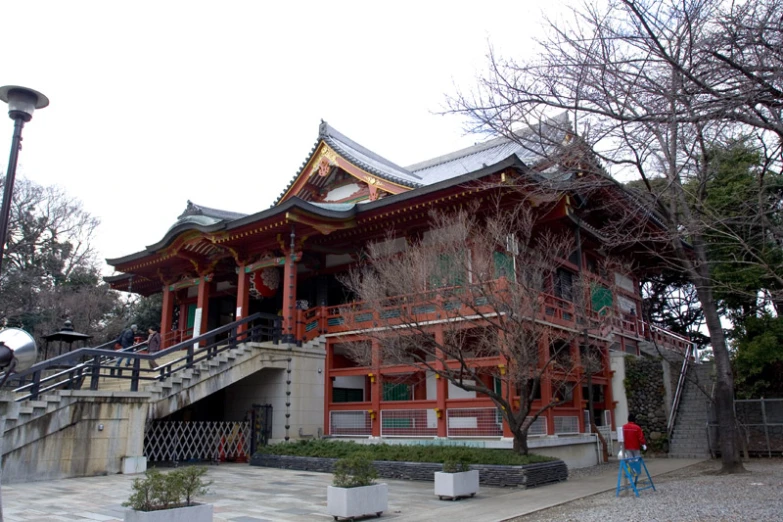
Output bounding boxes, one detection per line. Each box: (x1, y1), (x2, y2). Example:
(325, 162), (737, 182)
(251, 267), (280, 298)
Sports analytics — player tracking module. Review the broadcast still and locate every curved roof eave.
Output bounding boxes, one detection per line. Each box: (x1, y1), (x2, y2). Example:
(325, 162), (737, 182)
(105, 198), (361, 267)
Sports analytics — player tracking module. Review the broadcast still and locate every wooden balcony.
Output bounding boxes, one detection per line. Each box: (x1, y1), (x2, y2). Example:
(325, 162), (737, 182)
(296, 281), (692, 354)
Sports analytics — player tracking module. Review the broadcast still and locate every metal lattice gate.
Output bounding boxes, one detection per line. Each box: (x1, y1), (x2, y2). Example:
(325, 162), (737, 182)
(144, 420), (251, 463)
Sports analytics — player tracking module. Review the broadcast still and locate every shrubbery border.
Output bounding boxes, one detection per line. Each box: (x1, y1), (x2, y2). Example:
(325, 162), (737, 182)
(250, 454), (568, 488)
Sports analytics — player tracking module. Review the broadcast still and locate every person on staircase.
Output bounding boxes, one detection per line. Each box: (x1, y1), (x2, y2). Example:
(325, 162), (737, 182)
(622, 413), (647, 458)
(146, 325), (161, 369)
(115, 324), (138, 369)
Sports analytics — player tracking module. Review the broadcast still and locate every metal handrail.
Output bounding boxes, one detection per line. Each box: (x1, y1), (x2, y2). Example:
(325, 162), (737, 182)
(5, 312), (281, 401)
(667, 343), (694, 440)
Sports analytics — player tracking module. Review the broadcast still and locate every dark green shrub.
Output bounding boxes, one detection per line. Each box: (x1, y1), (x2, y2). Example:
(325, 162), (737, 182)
(258, 440), (553, 466)
(333, 453), (378, 488)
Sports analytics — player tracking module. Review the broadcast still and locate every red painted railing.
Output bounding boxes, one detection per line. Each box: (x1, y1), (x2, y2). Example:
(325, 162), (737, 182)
(297, 282), (691, 354)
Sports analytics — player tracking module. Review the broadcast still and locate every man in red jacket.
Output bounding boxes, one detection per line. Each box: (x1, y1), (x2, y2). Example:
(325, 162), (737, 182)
(622, 413), (647, 458)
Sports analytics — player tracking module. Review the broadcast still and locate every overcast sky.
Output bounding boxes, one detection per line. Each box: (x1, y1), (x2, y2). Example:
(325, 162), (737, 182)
(1, 1), (566, 274)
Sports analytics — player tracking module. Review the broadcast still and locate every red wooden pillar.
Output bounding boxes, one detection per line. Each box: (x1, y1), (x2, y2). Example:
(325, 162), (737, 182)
(434, 326), (448, 437)
(195, 276), (211, 342)
(573, 340), (586, 433)
(160, 285), (174, 348)
(282, 237), (298, 343)
(370, 339), (382, 436)
(236, 264), (250, 336)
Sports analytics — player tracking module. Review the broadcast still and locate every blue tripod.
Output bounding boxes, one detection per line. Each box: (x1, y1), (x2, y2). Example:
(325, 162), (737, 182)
(616, 456), (656, 497)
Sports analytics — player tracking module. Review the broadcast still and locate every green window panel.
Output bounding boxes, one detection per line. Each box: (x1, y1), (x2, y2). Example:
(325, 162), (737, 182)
(431, 253), (465, 289)
(382, 418), (412, 428)
(591, 284), (613, 314)
(383, 382), (411, 401)
(493, 251), (516, 281)
(186, 304), (197, 329)
(332, 388), (364, 403)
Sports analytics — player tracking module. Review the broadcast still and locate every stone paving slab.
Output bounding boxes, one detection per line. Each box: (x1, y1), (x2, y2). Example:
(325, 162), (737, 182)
(1, 458), (704, 521)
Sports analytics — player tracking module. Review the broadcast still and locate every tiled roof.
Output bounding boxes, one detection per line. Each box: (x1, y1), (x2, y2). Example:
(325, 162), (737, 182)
(407, 113), (572, 184)
(274, 116), (570, 206)
(177, 200), (248, 222)
(319, 121), (423, 187)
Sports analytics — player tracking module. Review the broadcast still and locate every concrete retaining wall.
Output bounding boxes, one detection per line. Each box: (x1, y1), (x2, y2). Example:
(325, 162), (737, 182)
(2, 392), (150, 483)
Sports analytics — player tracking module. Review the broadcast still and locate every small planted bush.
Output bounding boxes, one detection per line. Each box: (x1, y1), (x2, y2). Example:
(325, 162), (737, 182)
(124, 466), (212, 512)
(332, 454), (378, 488)
(442, 457), (471, 474)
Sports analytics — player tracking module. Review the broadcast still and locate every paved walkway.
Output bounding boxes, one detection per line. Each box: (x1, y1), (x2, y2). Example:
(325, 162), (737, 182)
(1, 458), (704, 521)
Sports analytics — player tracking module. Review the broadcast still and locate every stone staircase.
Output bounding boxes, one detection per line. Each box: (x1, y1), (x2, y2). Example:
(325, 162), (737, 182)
(668, 362), (714, 458)
(0, 340), (296, 482)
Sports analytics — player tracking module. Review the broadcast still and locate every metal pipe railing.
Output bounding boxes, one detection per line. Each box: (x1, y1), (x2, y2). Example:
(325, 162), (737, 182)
(667, 343), (695, 440)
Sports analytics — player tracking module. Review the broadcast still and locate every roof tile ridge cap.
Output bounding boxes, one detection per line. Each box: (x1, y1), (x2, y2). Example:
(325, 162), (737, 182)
(407, 134), (514, 172)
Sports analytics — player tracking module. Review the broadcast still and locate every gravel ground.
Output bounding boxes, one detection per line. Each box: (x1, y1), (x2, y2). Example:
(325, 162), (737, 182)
(508, 459), (783, 522)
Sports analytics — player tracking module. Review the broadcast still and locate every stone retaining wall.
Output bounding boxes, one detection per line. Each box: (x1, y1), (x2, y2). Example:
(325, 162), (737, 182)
(250, 454), (568, 488)
(624, 356), (668, 451)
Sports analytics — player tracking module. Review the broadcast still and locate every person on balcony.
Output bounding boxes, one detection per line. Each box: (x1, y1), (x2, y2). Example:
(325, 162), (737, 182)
(622, 413), (647, 458)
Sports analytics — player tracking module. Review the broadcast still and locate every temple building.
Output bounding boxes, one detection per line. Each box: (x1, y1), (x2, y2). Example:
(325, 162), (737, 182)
(106, 116), (689, 458)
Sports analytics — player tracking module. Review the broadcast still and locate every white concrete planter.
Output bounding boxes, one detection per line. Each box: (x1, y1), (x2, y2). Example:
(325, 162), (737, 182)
(327, 483), (388, 520)
(124, 503), (213, 522)
(434, 470), (480, 500)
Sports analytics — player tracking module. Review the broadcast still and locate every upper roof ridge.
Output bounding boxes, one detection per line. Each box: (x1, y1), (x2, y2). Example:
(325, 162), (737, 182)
(407, 113), (571, 172)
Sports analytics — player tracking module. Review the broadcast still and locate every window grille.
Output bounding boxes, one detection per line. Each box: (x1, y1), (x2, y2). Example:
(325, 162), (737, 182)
(554, 415), (580, 435)
(447, 407), (504, 438)
(380, 409), (439, 437)
(527, 416), (548, 437)
(329, 410), (372, 437)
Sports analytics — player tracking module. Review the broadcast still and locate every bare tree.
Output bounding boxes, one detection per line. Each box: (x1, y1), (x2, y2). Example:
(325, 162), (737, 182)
(447, 0), (769, 473)
(341, 201), (621, 455)
(0, 177), (122, 348)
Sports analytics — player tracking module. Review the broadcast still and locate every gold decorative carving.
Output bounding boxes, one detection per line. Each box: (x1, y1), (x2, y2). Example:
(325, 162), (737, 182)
(311, 144), (339, 177)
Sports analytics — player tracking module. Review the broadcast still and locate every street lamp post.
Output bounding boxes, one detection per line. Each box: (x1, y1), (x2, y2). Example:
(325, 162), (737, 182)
(0, 85), (49, 277)
(0, 87), (47, 520)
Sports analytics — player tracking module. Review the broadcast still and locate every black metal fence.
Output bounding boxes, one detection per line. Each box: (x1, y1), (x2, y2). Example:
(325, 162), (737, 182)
(708, 398), (783, 457)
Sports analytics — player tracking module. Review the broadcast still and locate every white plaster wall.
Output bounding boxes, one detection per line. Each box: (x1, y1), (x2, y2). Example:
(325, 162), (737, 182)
(448, 380), (476, 399)
(528, 437), (599, 468)
(324, 183), (361, 202)
(611, 351), (629, 434)
(221, 345), (325, 442)
(334, 375), (365, 391)
(426, 372), (437, 400)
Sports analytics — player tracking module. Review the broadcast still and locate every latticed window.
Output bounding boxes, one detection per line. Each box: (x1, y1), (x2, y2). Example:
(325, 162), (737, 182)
(554, 268), (574, 301)
(591, 283), (613, 314)
(493, 251), (516, 281)
(430, 252), (465, 288)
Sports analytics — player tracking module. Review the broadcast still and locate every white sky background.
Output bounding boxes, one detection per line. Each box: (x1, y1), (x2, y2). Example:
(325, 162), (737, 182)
(1, 1), (566, 275)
